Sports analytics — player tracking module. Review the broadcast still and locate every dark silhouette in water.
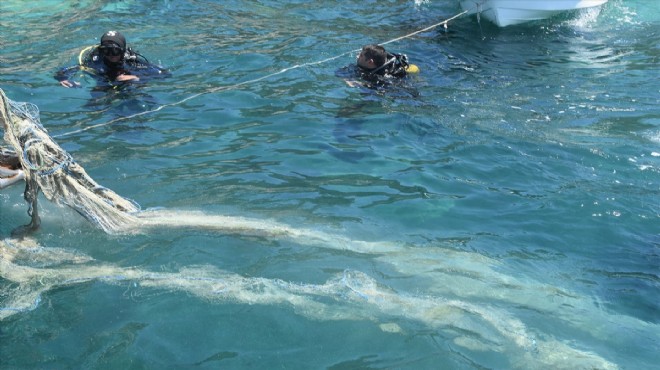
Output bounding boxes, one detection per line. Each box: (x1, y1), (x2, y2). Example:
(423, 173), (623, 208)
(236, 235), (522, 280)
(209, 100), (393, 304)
(55, 30), (171, 115)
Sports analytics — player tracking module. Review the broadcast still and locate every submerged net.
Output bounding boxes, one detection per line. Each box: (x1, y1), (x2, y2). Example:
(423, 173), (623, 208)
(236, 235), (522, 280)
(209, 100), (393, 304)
(0, 88), (139, 233)
(0, 238), (624, 369)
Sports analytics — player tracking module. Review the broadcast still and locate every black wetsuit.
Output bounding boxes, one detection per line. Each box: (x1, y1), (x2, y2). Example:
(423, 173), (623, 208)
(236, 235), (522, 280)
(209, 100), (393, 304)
(55, 46), (170, 85)
(337, 52), (411, 88)
(364, 52), (411, 78)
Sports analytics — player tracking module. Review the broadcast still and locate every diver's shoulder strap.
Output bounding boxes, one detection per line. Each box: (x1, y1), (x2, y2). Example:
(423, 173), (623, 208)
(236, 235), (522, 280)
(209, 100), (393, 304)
(78, 45), (97, 65)
(385, 53), (410, 76)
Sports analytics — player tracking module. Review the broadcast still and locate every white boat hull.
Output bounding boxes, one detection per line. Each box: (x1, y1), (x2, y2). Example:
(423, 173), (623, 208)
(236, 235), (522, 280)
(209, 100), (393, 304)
(459, 0), (608, 27)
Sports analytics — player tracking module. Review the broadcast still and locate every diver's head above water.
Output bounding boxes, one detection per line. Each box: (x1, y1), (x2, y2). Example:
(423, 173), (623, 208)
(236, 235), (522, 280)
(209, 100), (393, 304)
(357, 44), (388, 73)
(356, 44), (417, 77)
(99, 30), (127, 66)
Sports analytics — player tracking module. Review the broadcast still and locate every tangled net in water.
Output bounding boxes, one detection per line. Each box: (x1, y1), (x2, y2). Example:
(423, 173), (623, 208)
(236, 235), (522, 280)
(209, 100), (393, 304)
(0, 88), (139, 234)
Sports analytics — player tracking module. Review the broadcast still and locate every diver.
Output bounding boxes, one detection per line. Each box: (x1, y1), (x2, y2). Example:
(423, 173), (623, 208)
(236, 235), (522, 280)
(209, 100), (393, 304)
(55, 30), (170, 88)
(339, 44), (419, 88)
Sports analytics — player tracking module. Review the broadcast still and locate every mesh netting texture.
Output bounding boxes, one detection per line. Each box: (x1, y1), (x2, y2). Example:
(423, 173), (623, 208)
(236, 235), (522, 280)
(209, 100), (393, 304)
(1, 88), (139, 233)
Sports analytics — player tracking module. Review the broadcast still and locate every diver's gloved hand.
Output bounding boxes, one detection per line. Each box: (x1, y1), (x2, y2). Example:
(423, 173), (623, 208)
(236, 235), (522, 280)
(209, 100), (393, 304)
(59, 80), (81, 88)
(116, 74), (139, 82)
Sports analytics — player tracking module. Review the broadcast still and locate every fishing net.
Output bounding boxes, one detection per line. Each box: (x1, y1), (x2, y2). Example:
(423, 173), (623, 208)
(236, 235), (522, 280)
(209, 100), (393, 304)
(0, 88), (140, 233)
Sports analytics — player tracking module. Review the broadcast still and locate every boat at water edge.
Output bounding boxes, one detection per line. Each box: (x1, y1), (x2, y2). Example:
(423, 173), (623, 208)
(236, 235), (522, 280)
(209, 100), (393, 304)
(459, 0), (609, 27)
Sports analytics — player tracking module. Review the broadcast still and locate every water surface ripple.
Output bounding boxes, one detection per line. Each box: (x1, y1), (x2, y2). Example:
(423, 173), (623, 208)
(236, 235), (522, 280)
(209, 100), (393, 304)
(1, 0), (658, 369)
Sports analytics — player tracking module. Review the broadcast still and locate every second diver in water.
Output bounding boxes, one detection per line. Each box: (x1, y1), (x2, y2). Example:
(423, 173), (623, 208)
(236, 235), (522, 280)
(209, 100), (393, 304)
(341, 44), (419, 88)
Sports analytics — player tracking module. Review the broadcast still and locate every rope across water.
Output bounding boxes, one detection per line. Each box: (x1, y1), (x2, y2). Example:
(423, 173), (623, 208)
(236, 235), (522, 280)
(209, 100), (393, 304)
(54, 10), (469, 138)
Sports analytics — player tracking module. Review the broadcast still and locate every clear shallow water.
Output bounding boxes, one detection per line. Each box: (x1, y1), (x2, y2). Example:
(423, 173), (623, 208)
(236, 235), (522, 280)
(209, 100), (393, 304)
(1, 0), (658, 369)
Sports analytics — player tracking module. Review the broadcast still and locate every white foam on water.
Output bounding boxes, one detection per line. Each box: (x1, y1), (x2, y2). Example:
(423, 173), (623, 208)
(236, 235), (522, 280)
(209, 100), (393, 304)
(566, 6), (603, 30)
(646, 130), (660, 144)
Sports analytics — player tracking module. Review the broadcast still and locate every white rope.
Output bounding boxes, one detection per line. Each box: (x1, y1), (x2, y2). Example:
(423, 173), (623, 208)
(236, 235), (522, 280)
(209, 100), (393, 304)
(55, 10), (468, 138)
(381, 10), (468, 46)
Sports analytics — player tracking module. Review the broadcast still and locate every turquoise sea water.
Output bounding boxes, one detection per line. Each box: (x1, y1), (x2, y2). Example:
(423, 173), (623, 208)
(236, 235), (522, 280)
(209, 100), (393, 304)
(1, 0), (658, 368)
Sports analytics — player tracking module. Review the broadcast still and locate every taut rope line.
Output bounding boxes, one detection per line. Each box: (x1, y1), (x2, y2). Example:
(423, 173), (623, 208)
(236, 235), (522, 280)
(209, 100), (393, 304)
(55, 10), (468, 139)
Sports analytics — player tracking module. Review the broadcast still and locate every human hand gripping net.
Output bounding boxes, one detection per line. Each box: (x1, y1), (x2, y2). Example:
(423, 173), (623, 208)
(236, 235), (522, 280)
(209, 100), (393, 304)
(0, 88), (140, 234)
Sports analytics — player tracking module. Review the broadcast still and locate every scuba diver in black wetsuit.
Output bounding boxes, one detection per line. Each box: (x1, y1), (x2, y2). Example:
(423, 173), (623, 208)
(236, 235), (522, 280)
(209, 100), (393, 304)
(55, 30), (170, 88)
(328, 45), (421, 164)
(339, 44), (419, 89)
